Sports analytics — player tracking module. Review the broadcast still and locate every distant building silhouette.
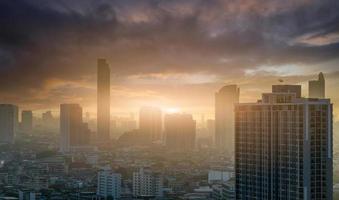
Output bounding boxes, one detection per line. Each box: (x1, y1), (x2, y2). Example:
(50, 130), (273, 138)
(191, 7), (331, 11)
(235, 85), (333, 199)
(97, 58), (111, 141)
(0, 104), (18, 144)
(21, 110), (33, 133)
(117, 129), (148, 146)
(309, 72), (325, 98)
(206, 119), (215, 141)
(139, 106), (162, 142)
(41, 110), (57, 129)
(215, 85), (239, 153)
(164, 113), (196, 151)
(59, 104), (83, 152)
(42, 111), (53, 123)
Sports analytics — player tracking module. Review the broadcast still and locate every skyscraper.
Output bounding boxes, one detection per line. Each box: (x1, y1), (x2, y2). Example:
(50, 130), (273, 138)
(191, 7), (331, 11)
(309, 72), (325, 98)
(59, 104), (83, 152)
(21, 110), (33, 132)
(235, 86), (332, 199)
(139, 106), (162, 142)
(97, 170), (121, 199)
(0, 104), (18, 144)
(215, 85), (240, 153)
(97, 58), (111, 141)
(164, 113), (196, 151)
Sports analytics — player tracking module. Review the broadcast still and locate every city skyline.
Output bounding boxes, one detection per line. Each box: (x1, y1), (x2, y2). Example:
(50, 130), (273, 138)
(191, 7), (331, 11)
(1, 1), (338, 199)
(1, 72), (336, 119)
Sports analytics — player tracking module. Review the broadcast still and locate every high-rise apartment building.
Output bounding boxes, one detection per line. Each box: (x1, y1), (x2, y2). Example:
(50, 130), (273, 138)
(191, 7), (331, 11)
(164, 113), (196, 151)
(0, 104), (18, 144)
(139, 106), (162, 142)
(97, 170), (121, 199)
(272, 84), (302, 98)
(235, 85), (332, 199)
(97, 58), (111, 141)
(21, 110), (33, 132)
(59, 104), (83, 152)
(133, 168), (163, 198)
(215, 85), (239, 152)
(309, 72), (325, 98)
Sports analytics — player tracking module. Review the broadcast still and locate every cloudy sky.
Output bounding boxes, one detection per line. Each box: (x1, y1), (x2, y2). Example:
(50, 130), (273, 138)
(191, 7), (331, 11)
(0, 0), (339, 120)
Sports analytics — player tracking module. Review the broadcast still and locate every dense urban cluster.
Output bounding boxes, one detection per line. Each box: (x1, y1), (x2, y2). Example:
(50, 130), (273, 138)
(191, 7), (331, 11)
(0, 59), (336, 200)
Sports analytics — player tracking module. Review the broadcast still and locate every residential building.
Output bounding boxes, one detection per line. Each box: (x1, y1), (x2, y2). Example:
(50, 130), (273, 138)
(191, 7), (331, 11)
(133, 168), (163, 198)
(97, 170), (121, 199)
(235, 85), (332, 199)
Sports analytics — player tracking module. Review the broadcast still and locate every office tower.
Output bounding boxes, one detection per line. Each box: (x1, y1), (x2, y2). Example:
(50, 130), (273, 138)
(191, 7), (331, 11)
(215, 85), (240, 152)
(97, 170), (121, 199)
(133, 168), (163, 198)
(309, 72), (325, 98)
(139, 106), (162, 142)
(21, 110), (33, 132)
(272, 84), (302, 98)
(235, 86), (333, 199)
(0, 104), (18, 144)
(164, 113), (196, 151)
(97, 58), (111, 141)
(59, 104), (83, 152)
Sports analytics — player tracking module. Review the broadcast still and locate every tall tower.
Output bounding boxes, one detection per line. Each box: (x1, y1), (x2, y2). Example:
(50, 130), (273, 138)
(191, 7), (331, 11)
(21, 110), (33, 133)
(0, 104), (18, 144)
(139, 107), (162, 142)
(215, 85), (239, 153)
(97, 58), (111, 141)
(309, 72), (325, 98)
(235, 86), (333, 199)
(60, 104), (83, 152)
(164, 113), (196, 151)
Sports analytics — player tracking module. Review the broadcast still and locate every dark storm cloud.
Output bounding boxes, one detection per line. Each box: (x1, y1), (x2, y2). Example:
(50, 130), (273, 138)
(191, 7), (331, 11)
(0, 0), (339, 107)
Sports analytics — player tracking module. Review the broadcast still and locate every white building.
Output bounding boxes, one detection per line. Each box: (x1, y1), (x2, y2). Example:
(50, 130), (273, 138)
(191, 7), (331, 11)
(208, 170), (233, 184)
(0, 104), (18, 144)
(133, 168), (163, 198)
(97, 170), (121, 199)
